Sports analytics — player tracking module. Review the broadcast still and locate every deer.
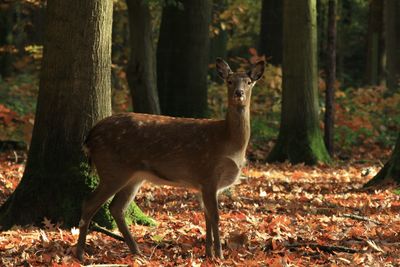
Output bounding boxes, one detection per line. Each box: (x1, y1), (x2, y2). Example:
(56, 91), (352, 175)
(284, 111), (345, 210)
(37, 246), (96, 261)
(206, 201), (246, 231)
(75, 58), (265, 261)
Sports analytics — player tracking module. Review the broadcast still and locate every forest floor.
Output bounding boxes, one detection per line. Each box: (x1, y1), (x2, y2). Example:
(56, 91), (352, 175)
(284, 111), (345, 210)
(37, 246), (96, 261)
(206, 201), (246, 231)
(0, 151), (399, 266)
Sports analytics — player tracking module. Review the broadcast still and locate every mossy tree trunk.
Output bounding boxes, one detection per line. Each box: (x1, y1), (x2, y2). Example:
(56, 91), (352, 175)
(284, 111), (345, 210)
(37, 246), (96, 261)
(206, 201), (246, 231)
(126, 0), (160, 114)
(384, 0), (400, 93)
(259, 0), (283, 65)
(267, 0), (331, 165)
(0, 0), (150, 230)
(157, 0), (212, 118)
(364, 133), (400, 187)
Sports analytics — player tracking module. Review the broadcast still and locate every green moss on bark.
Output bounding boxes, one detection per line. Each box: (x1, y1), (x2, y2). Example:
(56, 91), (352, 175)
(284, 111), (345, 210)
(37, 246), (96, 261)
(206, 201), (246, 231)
(268, 130), (331, 165)
(266, 0), (331, 165)
(0, 161), (155, 230)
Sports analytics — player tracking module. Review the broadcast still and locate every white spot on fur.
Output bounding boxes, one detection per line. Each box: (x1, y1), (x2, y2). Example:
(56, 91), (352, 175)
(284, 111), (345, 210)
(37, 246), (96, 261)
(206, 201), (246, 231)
(79, 219), (85, 227)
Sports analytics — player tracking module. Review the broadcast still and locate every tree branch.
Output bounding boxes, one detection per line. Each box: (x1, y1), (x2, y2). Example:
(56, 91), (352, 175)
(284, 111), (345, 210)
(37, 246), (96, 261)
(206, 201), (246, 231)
(285, 243), (359, 254)
(90, 222), (124, 242)
(341, 213), (382, 225)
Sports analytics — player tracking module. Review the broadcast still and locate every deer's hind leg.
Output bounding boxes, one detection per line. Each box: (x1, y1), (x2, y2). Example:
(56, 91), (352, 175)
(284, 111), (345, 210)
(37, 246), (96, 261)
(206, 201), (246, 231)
(76, 181), (124, 261)
(109, 178), (144, 255)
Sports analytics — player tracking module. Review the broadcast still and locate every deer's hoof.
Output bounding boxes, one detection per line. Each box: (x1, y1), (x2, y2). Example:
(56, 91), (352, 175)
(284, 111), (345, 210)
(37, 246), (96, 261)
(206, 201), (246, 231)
(75, 248), (84, 262)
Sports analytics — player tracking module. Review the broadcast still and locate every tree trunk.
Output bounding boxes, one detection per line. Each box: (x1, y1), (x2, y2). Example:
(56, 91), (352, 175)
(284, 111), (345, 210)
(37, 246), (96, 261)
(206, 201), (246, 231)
(126, 0), (160, 114)
(0, 0), (151, 230)
(259, 0), (283, 65)
(209, 0), (229, 83)
(364, 0), (385, 86)
(0, 3), (14, 78)
(157, 0), (212, 118)
(267, 0), (331, 165)
(384, 0), (400, 93)
(324, 0), (337, 156)
(364, 133), (400, 187)
(317, 0), (328, 69)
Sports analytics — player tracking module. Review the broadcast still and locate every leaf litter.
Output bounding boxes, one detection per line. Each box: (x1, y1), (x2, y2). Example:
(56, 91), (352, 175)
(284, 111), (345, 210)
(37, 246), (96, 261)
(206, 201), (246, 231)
(0, 154), (399, 266)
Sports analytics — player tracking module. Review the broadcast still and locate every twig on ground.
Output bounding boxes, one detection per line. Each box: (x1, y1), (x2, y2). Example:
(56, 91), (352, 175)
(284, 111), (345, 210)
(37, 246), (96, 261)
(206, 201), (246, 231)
(85, 264), (129, 267)
(285, 243), (359, 254)
(341, 213), (382, 225)
(90, 222), (124, 242)
(84, 265), (130, 267)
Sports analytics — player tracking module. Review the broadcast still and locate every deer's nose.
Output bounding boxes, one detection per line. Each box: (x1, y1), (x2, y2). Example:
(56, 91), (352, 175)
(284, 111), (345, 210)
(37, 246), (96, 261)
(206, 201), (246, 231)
(234, 90), (244, 98)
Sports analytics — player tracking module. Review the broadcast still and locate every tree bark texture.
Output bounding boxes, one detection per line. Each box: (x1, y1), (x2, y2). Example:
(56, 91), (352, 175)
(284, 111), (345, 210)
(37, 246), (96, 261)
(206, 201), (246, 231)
(259, 0), (283, 65)
(0, 0), (115, 229)
(365, 133), (400, 187)
(126, 0), (160, 114)
(364, 0), (385, 86)
(384, 0), (400, 93)
(324, 0), (337, 156)
(267, 0), (331, 165)
(157, 0), (212, 118)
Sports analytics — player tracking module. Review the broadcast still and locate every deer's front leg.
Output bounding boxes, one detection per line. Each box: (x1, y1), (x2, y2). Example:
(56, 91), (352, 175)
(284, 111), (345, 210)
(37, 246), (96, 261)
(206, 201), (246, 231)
(204, 212), (213, 257)
(202, 188), (222, 259)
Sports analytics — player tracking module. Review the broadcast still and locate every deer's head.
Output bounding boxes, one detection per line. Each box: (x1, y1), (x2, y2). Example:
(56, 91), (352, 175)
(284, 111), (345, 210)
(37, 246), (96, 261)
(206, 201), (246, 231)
(216, 58), (265, 108)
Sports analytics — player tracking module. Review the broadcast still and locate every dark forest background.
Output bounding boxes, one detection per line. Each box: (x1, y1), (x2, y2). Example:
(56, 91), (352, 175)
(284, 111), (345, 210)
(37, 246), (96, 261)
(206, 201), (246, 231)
(0, 0), (398, 160)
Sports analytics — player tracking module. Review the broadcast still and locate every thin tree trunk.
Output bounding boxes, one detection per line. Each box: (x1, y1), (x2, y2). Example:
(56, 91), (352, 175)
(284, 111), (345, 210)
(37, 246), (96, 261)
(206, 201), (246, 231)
(126, 0), (160, 114)
(324, 0), (337, 156)
(157, 0), (212, 118)
(209, 0), (229, 83)
(259, 0), (283, 65)
(317, 0), (328, 69)
(267, 0), (331, 165)
(0, 0), (115, 229)
(0, 3), (14, 78)
(364, 0), (385, 85)
(384, 0), (400, 93)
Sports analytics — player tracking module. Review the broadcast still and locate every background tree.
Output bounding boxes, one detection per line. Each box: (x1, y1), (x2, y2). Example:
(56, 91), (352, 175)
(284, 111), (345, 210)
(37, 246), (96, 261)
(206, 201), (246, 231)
(364, 0), (385, 86)
(126, 0), (160, 114)
(365, 133), (400, 187)
(317, 0), (328, 68)
(324, 0), (337, 156)
(267, 0), (331, 165)
(157, 0), (212, 118)
(0, 0), (149, 229)
(384, 0), (400, 93)
(336, 1), (369, 86)
(209, 0), (229, 83)
(0, 3), (14, 78)
(258, 0), (283, 65)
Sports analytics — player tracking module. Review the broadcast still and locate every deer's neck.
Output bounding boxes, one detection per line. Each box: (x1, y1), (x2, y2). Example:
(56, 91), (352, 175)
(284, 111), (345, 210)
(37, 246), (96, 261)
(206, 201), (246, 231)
(225, 105), (251, 154)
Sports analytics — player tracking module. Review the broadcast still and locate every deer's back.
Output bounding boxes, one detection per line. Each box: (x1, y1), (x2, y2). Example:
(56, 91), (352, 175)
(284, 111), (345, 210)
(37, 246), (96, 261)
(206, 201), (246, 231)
(85, 113), (229, 187)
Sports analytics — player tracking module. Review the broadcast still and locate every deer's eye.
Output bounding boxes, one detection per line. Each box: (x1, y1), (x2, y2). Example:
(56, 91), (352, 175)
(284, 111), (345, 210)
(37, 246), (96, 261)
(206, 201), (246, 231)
(247, 81), (252, 85)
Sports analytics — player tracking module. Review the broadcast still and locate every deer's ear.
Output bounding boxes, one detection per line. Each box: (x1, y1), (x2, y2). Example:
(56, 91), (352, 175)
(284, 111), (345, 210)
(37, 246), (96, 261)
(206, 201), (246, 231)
(248, 61), (265, 81)
(216, 58), (232, 79)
